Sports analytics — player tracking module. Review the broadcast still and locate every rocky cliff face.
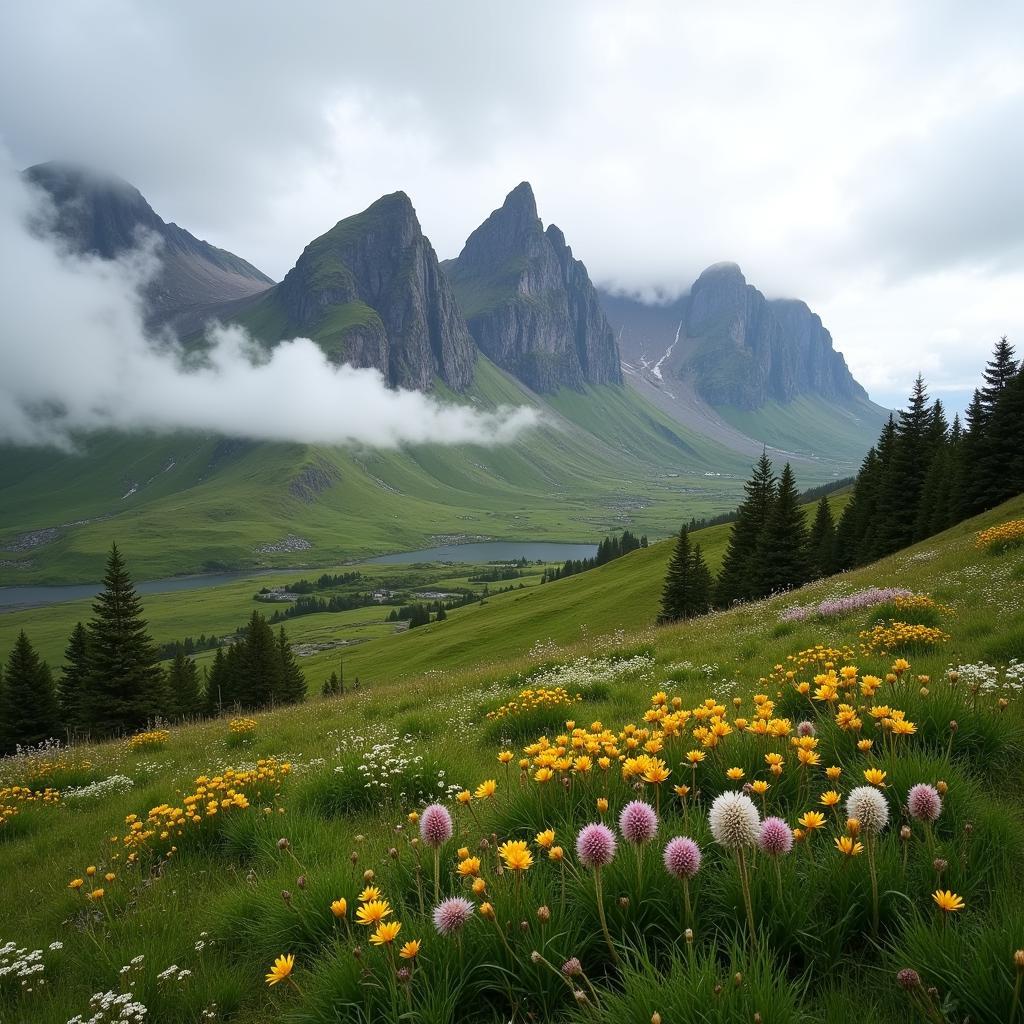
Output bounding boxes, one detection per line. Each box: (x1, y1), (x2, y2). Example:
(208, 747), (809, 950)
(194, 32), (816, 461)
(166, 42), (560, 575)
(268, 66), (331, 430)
(602, 262), (868, 409)
(444, 183), (621, 392)
(24, 161), (273, 330)
(270, 192), (475, 391)
(684, 263), (867, 407)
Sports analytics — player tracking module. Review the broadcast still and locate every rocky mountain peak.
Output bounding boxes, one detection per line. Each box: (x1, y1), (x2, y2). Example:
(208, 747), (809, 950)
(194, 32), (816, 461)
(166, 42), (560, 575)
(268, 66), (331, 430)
(270, 193), (476, 391)
(444, 185), (622, 392)
(455, 181), (544, 272)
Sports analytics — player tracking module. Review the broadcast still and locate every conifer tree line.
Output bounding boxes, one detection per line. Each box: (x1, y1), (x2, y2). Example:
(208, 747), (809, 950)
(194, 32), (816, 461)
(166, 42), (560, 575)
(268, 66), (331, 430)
(0, 544), (307, 754)
(836, 337), (1023, 567)
(542, 530), (647, 582)
(658, 336), (1024, 624)
(660, 454), (822, 622)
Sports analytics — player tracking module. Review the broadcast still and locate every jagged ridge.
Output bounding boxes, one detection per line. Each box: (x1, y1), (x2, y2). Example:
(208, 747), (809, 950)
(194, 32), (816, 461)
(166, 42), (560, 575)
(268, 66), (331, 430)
(443, 182), (622, 393)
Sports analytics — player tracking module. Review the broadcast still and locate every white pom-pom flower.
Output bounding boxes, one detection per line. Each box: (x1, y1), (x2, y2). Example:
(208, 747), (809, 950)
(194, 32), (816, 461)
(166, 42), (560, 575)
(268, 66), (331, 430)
(708, 790), (761, 850)
(846, 785), (889, 835)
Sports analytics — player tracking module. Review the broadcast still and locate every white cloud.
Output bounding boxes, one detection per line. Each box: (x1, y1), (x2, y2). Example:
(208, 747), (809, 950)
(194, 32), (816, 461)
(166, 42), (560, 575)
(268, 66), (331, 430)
(0, 157), (536, 449)
(0, 0), (1022, 414)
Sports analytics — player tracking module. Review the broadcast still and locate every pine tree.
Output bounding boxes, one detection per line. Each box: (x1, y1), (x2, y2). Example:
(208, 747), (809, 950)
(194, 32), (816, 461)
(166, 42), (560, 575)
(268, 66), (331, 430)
(84, 544), (167, 737)
(983, 363), (1024, 508)
(436, 606), (447, 621)
(322, 671), (340, 697)
(715, 451), (777, 605)
(235, 611), (282, 708)
(276, 627), (306, 705)
(689, 543), (713, 615)
(168, 651), (203, 719)
(659, 525), (693, 623)
(58, 621), (90, 735)
(980, 336), (1019, 408)
(0, 632), (60, 754)
(912, 399), (951, 540)
(859, 416), (898, 563)
(658, 527), (712, 623)
(806, 496), (836, 578)
(876, 375), (932, 553)
(206, 647), (229, 714)
(834, 445), (880, 570)
(965, 338), (1019, 514)
(755, 463), (809, 594)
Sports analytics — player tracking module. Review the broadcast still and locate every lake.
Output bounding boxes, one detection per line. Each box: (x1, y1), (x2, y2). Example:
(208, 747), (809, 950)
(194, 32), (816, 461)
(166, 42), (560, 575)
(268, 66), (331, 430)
(365, 541), (599, 564)
(0, 542), (599, 609)
(0, 571), (265, 611)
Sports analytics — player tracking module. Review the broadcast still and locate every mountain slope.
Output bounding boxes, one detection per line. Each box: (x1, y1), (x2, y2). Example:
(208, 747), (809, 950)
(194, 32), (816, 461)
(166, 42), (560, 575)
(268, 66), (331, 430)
(443, 183), (621, 392)
(24, 161), (273, 331)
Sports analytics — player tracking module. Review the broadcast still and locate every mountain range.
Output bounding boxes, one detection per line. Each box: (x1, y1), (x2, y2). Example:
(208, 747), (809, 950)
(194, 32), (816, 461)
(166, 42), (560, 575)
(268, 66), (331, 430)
(0, 163), (888, 582)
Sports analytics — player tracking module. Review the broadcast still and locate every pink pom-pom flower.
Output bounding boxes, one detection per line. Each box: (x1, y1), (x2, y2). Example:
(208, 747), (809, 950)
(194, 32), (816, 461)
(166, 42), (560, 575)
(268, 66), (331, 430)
(432, 896), (474, 935)
(576, 823), (617, 868)
(757, 816), (794, 856)
(907, 783), (942, 823)
(419, 803), (453, 848)
(663, 836), (701, 879)
(619, 800), (658, 845)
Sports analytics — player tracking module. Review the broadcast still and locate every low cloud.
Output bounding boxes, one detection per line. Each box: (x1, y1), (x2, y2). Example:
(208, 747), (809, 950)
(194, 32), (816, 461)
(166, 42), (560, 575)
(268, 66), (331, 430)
(0, 156), (537, 450)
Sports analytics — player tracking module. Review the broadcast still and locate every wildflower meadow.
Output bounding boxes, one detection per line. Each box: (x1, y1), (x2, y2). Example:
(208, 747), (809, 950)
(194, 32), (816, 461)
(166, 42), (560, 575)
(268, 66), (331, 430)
(1, 501), (1023, 1023)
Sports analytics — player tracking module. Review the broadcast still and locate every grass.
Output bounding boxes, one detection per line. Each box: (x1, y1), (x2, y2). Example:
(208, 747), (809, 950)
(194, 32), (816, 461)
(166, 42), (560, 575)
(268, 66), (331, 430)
(716, 394), (889, 464)
(0, 494), (1021, 1023)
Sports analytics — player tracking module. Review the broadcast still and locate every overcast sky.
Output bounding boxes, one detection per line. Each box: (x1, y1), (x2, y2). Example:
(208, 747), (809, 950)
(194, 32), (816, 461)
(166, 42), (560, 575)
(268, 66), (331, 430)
(2, 0), (1022, 412)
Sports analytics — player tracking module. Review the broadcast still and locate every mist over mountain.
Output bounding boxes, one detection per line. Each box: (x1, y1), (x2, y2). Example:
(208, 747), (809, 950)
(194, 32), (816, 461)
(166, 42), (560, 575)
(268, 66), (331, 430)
(24, 161), (273, 332)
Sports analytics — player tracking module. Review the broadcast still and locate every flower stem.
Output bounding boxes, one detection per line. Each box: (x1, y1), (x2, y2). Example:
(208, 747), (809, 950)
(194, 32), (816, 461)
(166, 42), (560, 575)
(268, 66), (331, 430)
(867, 833), (880, 936)
(1010, 970), (1022, 1024)
(593, 867), (620, 964)
(682, 876), (692, 932)
(736, 847), (756, 943)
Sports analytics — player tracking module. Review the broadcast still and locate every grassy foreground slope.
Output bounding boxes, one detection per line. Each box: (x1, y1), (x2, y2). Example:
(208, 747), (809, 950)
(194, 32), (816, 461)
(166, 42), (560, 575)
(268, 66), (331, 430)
(0, 495), (1022, 1023)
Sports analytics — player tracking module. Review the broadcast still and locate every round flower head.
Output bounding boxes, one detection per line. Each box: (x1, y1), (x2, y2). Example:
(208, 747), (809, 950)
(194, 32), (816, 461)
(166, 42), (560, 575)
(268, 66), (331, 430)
(419, 804), (453, 848)
(619, 800), (658, 845)
(896, 968), (921, 991)
(576, 823), (617, 868)
(846, 785), (889, 835)
(797, 720), (817, 738)
(757, 816), (794, 856)
(907, 783), (942, 823)
(561, 957), (583, 977)
(708, 790), (761, 850)
(663, 836), (701, 879)
(432, 896), (473, 935)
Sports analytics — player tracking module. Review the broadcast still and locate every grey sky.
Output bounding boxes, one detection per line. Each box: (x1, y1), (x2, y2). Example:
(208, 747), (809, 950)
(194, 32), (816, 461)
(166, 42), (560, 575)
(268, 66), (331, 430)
(2, 0), (1022, 411)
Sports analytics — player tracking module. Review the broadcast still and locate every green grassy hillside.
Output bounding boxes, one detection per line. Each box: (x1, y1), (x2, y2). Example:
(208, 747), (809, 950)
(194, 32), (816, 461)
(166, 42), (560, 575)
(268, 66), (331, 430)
(0, 492), (849, 676)
(0, 495), (1021, 1024)
(716, 394), (889, 464)
(0, 358), (771, 585)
